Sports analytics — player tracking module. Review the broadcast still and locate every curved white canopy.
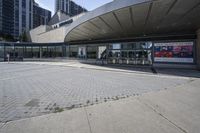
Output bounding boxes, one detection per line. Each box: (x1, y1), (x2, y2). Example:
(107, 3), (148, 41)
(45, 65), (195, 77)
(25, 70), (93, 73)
(64, 0), (200, 43)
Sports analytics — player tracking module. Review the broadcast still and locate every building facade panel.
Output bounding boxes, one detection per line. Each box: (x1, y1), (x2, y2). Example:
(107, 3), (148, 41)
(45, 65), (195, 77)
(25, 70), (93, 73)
(0, 39), (197, 69)
(0, 0), (51, 40)
(33, 3), (51, 28)
(0, 0), (14, 36)
(55, 0), (87, 17)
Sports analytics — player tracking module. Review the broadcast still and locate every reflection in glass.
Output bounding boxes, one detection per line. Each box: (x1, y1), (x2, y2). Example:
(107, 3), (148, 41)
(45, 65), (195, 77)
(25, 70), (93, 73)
(24, 46), (32, 58)
(32, 47), (40, 58)
(55, 46), (62, 57)
(0, 45), (4, 59)
(108, 42), (152, 65)
(5, 46), (15, 58)
(70, 46), (78, 57)
(121, 43), (133, 50)
(42, 46), (48, 58)
(48, 46), (56, 57)
(15, 46), (24, 57)
(87, 46), (97, 59)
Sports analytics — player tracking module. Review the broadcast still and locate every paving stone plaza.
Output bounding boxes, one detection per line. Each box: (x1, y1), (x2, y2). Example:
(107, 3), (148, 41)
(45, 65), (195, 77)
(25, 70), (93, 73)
(0, 62), (199, 123)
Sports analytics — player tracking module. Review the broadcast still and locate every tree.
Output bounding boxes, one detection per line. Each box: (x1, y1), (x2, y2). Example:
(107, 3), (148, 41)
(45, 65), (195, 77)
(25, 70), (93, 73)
(4, 34), (14, 41)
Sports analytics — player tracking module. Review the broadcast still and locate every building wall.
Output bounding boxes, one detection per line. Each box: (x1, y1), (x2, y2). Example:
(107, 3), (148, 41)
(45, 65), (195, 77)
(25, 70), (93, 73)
(55, 0), (69, 14)
(0, 0), (51, 39)
(48, 10), (70, 26)
(0, 0), (32, 39)
(18, 0), (33, 36)
(30, 25), (66, 43)
(0, 40), (197, 70)
(33, 4), (51, 28)
(0, 0), (14, 36)
(55, 0), (87, 17)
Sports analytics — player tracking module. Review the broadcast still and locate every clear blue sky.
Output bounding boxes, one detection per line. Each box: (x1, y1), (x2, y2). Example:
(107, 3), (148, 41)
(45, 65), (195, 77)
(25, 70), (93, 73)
(35, 0), (113, 15)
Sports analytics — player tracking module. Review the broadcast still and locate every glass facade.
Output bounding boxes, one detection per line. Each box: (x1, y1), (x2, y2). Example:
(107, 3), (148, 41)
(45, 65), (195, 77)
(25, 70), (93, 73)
(55, 0), (87, 17)
(0, 45), (4, 61)
(0, 0), (51, 39)
(0, 41), (195, 65)
(0, 0), (14, 36)
(87, 46), (97, 59)
(33, 4), (51, 28)
(0, 43), (66, 61)
(32, 46), (40, 58)
(107, 42), (153, 65)
(69, 45), (78, 58)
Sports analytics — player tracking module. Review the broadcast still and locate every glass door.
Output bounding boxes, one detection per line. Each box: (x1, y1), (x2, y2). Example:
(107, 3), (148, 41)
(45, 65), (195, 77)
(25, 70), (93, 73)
(0, 45), (4, 61)
(5, 45), (15, 61)
(107, 42), (152, 65)
(134, 42), (152, 65)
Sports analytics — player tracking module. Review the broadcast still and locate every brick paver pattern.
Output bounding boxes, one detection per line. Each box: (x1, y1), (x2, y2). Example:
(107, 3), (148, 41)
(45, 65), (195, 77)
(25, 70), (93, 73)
(0, 63), (193, 123)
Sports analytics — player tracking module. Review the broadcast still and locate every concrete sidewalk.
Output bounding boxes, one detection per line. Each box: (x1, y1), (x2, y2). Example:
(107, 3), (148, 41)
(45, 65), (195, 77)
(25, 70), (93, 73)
(12, 61), (154, 75)
(0, 79), (199, 133)
(10, 61), (200, 78)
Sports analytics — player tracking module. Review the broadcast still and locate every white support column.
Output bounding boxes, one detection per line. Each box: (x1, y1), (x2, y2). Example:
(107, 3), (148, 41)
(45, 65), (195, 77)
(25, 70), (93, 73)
(197, 29), (200, 70)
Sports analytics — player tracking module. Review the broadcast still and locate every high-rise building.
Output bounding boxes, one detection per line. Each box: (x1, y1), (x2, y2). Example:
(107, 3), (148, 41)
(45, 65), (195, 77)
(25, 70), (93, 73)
(33, 2), (51, 28)
(0, 0), (15, 37)
(0, 0), (51, 40)
(55, 0), (87, 17)
(16, 0), (33, 38)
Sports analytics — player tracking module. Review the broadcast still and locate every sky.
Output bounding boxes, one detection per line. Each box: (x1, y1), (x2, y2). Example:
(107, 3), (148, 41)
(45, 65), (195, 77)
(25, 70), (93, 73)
(35, 0), (113, 16)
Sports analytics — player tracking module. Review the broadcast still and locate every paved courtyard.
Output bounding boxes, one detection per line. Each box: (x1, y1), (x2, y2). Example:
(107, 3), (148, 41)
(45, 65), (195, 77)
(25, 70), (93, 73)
(0, 62), (199, 123)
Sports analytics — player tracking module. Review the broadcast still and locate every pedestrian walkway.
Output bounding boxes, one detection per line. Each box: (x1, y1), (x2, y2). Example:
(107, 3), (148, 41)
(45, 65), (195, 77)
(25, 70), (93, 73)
(12, 61), (200, 78)
(1, 78), (199, 133)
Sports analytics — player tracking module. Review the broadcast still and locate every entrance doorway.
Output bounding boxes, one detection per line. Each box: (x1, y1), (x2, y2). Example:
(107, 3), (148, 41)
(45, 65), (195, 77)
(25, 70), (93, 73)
(107, 42), (152, 65)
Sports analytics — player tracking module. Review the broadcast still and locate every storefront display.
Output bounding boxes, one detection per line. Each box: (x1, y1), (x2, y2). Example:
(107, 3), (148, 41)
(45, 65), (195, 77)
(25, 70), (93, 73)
(154, 42), (194, 63)
(78, 47), (86, 58)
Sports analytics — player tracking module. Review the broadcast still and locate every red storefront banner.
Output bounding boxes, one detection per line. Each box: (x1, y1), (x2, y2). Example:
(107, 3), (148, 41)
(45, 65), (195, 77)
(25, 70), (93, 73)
(154, 42), (194, 63)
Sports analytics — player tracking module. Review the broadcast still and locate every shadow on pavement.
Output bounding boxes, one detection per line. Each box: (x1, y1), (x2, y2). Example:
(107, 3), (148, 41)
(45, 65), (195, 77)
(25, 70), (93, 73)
(81, 62), (200, 78)
(155, 68), (200, 78)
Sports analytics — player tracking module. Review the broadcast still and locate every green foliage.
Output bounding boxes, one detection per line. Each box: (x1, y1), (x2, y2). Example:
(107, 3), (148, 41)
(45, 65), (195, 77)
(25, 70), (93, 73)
(0, 33), (15, 41)
(20, 31), (28, 42)
(53, 107), (64, 113)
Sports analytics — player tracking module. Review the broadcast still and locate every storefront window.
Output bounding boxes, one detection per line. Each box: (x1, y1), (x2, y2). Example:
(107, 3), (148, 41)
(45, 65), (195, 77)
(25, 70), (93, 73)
(121, 43), (133, 50)
(42, 46), (48, 58)
(141, 42), (152, 49)
(66, 45), (70, 57)
(69, 46), (78, 58)
(107, 42), (152, 65)
(128, 51), (135, 58)
(55, 46), (62, 57)
(121, 51), (128, 58)
(98, 46), (107, 59)
(0, 45), (4, 61)
(32, 47), (40, 58)
(48, 46), (56, 57)
(134, 42), (151, 49)
(87, 46), (97, 59)
(15, 46), (24, 57)
(25, 46), (32, 58)
(5, 46), (15, 59)
(154, 42), (194, 63)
